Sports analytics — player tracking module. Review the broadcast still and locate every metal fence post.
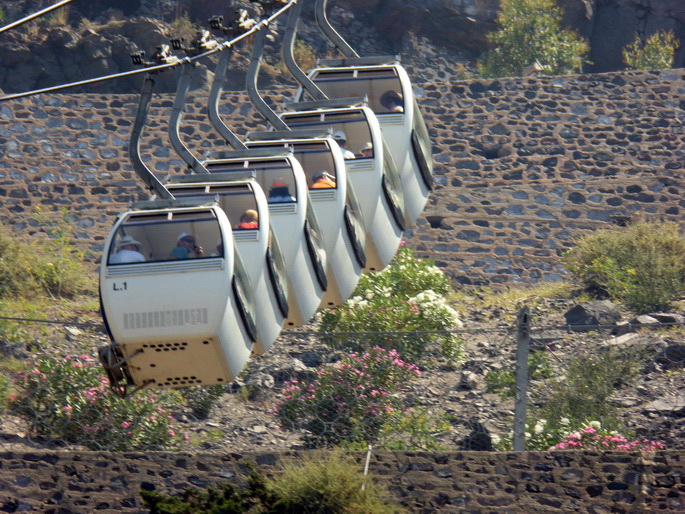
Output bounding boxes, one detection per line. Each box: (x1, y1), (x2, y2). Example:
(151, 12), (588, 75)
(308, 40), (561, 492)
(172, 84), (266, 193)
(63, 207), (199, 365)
(513, 305), (531, 451)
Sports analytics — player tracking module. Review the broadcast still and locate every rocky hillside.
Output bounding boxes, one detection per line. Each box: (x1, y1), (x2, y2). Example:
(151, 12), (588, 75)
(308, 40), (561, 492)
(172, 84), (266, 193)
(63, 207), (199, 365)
(1, 293), (684, 457)
(0, 0), (683, 95)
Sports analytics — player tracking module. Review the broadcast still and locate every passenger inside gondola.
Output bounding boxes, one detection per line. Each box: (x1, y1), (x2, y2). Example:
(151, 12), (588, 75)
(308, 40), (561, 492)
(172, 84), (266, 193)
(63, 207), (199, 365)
(360, 142), (374, 158)
(210, 239), (224, 257)
(110, 235), (146, 264)
(332, 130), (356, 160)
(310, 170), (336, 189)
(235, 209), (259, 230)
(380, 90), (404, 113)
(268, 181), (296, 202)
(171, 232), (205, 259)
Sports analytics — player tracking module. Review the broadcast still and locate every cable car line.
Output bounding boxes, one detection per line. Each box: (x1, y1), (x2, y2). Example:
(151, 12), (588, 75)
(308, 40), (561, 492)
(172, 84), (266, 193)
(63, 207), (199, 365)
(95, 3), (312, 395)
(0, 314), (102, 330)
(0, 0), (77, 35)
(162, 29), (293, 353)
(237, 8), (369, 308)
(0, 0), (435, 394)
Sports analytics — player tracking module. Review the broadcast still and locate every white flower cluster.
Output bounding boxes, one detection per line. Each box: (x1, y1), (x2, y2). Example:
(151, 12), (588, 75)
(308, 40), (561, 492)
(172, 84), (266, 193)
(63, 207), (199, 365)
(409, 290), (464, 327)
(364, 285), (392, 300)
(346, 295), (369, 309)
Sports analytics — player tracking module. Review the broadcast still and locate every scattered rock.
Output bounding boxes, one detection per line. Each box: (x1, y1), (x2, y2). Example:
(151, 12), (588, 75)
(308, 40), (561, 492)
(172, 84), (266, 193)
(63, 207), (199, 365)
(564, 300), (622, 331)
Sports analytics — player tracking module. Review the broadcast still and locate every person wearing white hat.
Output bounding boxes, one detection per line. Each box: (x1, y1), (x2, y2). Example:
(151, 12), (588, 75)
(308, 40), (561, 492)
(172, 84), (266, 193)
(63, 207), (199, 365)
(360, 141), (373, 158)
(110, 235), (146, 264)
(171, 232), (204, 259)
(332, 130), (356, 160)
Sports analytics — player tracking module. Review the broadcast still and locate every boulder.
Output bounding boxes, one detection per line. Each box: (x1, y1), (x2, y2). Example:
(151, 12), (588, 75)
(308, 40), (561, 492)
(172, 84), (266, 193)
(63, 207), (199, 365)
(564, 300), (622, 331)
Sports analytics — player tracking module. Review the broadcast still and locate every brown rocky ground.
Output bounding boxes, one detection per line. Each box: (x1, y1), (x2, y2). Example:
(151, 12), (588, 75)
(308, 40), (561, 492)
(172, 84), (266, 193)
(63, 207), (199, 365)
(2, 292), (683, 456)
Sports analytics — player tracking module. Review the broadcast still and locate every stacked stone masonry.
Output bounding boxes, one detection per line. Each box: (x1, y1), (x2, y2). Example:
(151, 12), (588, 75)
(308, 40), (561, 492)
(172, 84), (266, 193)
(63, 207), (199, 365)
(0, 450), (682, 512)
(0, 69), (683, 285)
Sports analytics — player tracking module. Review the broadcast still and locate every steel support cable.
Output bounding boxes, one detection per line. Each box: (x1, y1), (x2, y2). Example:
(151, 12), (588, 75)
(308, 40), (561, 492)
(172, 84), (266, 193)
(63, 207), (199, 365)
(0, 315), (102, 329)
(0, 0), (77, 35)
(1, 314), (682, 335)
(0, 0), (298, 103)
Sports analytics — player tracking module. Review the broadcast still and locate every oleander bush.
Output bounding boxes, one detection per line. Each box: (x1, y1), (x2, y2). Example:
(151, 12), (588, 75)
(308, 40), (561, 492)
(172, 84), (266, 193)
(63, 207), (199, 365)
(275, 347), (421, 448)
(9, 354), (188, 451)
(319, 245), (464, 364)
(495, 418), (666, 452)
(562, 221), (685, 313)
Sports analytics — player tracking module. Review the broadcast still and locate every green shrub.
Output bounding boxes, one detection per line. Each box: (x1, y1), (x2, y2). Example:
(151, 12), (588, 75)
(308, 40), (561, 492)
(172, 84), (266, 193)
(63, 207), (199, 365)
(9, 355), (188, 451)
(31, 207), (95, 298)
(278, 40), (318, 74)
(275, 347), (421, 448)
(0, 311), (31, 349)
(47, 5), (70, 27)
(0, 209), (95, 300)
(142, 452), (404, 513)
(369, 407), (451, 451)
(0, 229), (40, 297)
(319, 245), (463, 363)
(485, 351), (553, 399)
(562, 221), (685, 313)
(266, 450), (403, 513)
(180, 385), (226, 420)
(142, 466), (277, 513)
(170, 12), (197, 44)
(0, 373), (11, 414)
(534, 347), (643, 431)
(623, 30), (679, 70)
(477, 0), (589, 78)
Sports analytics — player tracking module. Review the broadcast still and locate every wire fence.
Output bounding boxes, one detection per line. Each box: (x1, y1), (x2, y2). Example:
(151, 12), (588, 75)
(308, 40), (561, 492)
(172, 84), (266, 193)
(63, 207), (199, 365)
(0, 309), (683, 453)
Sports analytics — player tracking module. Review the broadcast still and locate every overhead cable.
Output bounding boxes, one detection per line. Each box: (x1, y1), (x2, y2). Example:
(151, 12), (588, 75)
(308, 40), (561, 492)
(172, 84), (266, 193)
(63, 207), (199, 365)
(0, 0), (77, 35)
(0, 0), (297, 103)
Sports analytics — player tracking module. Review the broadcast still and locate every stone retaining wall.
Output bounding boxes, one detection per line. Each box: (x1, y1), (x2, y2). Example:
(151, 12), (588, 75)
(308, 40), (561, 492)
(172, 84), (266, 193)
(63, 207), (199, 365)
(0, 69), (683, 285)
(0, 450), (682, 512)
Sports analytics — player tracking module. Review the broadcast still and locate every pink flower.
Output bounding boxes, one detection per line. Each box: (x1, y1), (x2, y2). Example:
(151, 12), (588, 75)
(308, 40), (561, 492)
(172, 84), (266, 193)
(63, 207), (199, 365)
(121, 421), (131, 429)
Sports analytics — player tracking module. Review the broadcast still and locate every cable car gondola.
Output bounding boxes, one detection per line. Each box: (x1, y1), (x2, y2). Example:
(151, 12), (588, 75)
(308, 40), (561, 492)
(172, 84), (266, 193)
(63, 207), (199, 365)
(236, 17), (403, 273)
(164, 173), (289, 356)
(201, 150), (328, 327)
(298, 58), (433, 227)
(291, 0), (434, 227)
(279, 100), (405, 272)
(245, 130), (367, 307)
(161, 46), (325, 330)
(206, 16), (364, 304)
(99, 198), (257, 394)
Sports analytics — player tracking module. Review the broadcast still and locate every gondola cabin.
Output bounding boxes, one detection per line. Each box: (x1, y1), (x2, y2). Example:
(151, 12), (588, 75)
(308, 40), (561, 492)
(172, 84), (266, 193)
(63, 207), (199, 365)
(297, 58), (433, 227)
(99, 198), (257, 392)
(164, 174), (289, 355)
(201, 150), (328, 327)
(245, 132), (366, 307)
(279, 103), (405, 272)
